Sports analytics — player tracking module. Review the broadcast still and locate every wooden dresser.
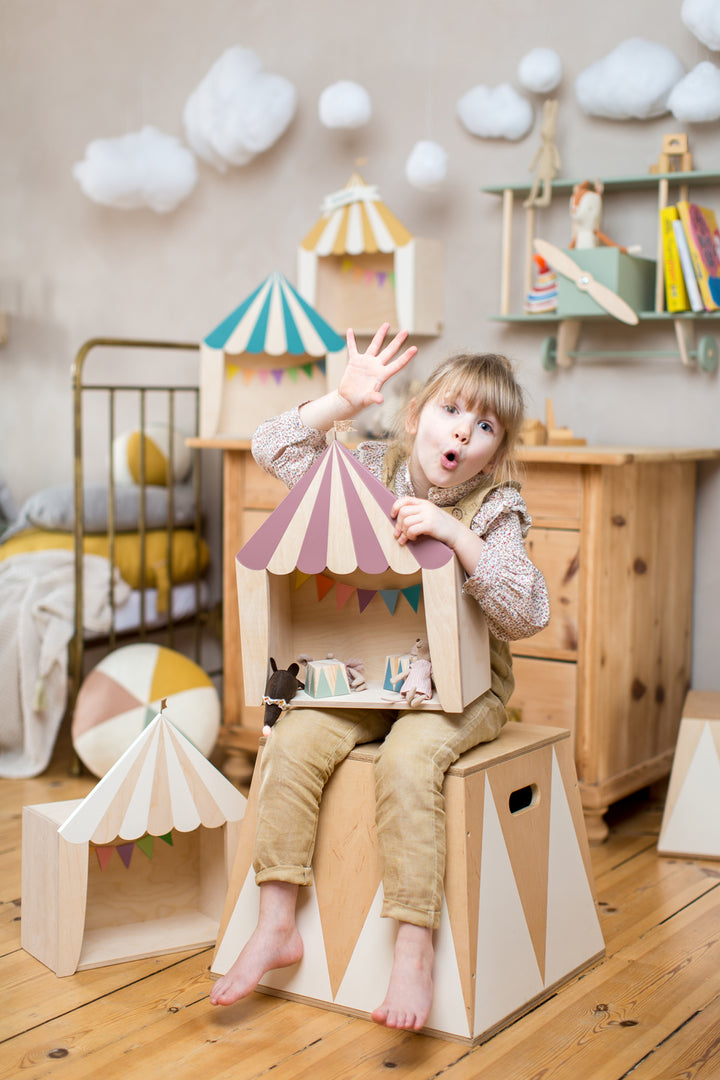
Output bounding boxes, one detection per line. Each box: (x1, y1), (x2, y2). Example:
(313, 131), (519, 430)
(190, 437), (719, 840)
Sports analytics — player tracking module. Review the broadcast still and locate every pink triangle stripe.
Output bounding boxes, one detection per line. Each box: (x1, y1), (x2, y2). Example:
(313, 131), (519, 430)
(297, 454), (332, 573)
(236, 449), (328, 570)
(337, 444), (453, 569)
(337, 452), (390, 573)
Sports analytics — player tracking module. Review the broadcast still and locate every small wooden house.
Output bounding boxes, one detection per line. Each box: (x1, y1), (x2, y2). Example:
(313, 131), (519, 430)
(21, 711), (246, 976)
(235, 439), (490, 712)
(199, 270), (347, 438)
(297, 174), (444, 336)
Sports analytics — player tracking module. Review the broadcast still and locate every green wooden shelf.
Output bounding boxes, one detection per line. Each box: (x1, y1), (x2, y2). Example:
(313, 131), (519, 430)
(481, 170), (720, 198)
(490, 310), (720, 324)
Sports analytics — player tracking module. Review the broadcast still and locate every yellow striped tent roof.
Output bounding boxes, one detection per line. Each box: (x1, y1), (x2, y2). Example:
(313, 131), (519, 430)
(300, 173), (413, 256)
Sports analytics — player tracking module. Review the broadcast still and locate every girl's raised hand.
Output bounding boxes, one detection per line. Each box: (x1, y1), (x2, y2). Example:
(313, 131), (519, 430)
(338, 323), (417, 413)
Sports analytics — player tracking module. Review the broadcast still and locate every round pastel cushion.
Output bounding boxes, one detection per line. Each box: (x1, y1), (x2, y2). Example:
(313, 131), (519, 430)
(112, 423), (192, 486)
(72, 643), (220, 778)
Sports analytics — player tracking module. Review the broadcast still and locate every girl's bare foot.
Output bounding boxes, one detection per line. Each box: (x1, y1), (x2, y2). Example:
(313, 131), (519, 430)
(371, 923), (434, 1031)
(210, 882), (303, 1006)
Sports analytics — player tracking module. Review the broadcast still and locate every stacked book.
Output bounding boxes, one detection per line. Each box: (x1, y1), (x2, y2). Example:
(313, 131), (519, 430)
(660, 200), (720, 314)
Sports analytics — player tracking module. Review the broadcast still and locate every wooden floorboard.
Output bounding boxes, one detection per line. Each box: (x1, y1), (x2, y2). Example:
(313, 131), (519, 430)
(2, 744), (719, 1080)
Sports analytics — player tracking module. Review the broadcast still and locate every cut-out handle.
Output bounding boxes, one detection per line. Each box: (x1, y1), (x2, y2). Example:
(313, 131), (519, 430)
(508, 783), (539, 815)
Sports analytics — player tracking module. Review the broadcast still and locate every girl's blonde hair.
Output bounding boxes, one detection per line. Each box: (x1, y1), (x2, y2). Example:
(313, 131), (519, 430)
(395, 352), (526, 487)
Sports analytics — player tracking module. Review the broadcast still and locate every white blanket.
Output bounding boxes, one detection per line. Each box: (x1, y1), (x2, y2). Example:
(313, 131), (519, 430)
(0, 550), (130, 778)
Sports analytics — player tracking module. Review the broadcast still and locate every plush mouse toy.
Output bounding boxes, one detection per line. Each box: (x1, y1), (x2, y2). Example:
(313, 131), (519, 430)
(262, 658), (303, 736)
(392, 638), (433, 708)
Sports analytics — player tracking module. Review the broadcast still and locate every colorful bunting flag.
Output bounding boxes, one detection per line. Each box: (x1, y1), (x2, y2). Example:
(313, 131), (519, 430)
(357, 589), (376, 613)
(316, 574), (334, 602)
(401, 584), (422, 612)
(95, 846), (114, 871)
(92, 831), (175, 871)
(380, 589), (400, 615)
(117, 843), (134, 869)
(335, 583), (355, 610)
(136, 835), (155, 859)
(225, 359), (326, 386)
(307, 574), (422, 615)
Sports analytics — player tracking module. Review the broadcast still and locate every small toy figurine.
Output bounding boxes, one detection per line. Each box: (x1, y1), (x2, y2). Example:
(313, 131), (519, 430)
(523, 99), (561, 209)
(344, 657), (367, 692)
(262, 658), (303, 736)
(569, 180), (638, 253)
(392, 638), (433, 708)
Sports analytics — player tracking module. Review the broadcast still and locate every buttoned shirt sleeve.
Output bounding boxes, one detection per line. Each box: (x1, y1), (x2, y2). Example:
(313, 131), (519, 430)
(462, 487), (550, 641)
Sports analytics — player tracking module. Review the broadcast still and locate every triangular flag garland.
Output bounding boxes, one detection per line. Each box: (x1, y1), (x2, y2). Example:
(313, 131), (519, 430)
(92, 832), (174, 871)
(224, 358), (326, 385)
(299, 571), (421, 615)
(340, 257), (395, 288)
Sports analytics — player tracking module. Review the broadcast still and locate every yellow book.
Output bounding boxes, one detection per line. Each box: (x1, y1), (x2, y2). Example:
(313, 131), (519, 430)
(676, 200), (720, 311)
(660, 206), (690, 313)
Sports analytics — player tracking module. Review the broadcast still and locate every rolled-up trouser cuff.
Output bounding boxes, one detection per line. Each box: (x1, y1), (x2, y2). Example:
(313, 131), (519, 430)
(381, 897), (439, 931)
(255, 864), (313, 887)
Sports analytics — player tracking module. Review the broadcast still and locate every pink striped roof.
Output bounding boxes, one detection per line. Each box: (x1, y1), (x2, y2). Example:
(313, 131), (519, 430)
(237, 441), (454, 575)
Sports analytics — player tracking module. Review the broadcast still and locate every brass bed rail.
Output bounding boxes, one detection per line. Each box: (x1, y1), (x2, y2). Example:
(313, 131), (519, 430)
(70, 337), (202, 716)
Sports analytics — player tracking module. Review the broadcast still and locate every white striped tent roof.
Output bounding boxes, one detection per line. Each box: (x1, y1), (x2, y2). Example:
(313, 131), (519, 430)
(300, 173), (413, 256)
(237, 440), (454, 576)
(203, 270), (345, 357)
(59, 713), (246, 845)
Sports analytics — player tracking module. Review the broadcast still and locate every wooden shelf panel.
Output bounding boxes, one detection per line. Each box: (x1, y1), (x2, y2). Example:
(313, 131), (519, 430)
(481, 169), (720, 196)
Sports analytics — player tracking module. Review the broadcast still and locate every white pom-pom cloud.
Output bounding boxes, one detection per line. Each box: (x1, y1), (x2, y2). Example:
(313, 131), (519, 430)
(319, 81), (372, 129)
(682, 0), (720, 51)
(668, 61), (720, 121)
(183, 46), (297, 171)
(73, 126), (198, 212)
(405, 140), (448, 190)
(456, 83), (534, 141)
(517, 48), (563, 94)
(575, 38), (685, 119)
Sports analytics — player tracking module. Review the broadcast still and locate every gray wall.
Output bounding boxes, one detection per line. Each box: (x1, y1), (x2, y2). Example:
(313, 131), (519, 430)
(1, 0), (719, 687)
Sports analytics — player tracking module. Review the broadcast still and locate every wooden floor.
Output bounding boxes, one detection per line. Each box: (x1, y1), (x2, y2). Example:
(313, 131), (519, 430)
(2, 736), (720, 1080)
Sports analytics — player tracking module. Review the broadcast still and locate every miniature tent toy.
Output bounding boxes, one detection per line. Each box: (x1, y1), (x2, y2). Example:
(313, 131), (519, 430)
(21, 706), (246, 976)
(297, 173), (444, 336)
(235, 439), (491, 712)
(199, 270), (347, 438)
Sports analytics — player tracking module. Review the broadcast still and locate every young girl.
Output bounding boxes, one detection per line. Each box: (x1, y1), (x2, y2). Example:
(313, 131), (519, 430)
(210, 324), (549, 1031)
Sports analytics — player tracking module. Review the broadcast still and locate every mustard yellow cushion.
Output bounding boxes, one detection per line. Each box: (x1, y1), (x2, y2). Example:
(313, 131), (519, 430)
(113, 424), (192, 486)
(0, 528), (208, 592)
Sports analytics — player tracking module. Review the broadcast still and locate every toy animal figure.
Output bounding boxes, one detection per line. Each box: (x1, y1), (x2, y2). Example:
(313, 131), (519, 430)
(392, 638), (433, 708)
(569, 180), (637, 253)
(523, 99), (561, 209)
(262, 658), (303, 736)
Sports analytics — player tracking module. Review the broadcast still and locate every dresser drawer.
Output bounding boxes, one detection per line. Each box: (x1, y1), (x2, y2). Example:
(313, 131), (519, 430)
(243, 457), (288, 509)
(515, 527), (580, 659)
(508, 656), (577, 745)
(520, 464), (582, 527)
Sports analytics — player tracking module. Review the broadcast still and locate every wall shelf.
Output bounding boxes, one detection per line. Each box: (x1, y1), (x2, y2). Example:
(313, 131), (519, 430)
(482, 168), (720, 372)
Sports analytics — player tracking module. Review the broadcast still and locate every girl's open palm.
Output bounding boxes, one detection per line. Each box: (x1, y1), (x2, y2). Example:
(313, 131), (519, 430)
(339, 323), (417, 412)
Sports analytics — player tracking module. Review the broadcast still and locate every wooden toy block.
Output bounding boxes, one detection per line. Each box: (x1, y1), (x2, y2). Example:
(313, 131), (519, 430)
(305, 658), (350, 698)
(21, 712), (246, 976)
(650, 134), (693, 174)
(199, 270), (347, 439)
(212, 722), (604, 1045)
(297, 173), (444, 336)
(235, 440), (491, 713)
(383, 653), (413, 691)
(658, 691), (720, 860)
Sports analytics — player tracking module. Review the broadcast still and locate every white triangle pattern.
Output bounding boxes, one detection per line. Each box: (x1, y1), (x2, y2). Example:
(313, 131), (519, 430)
(659, 722), (720, 857)
(544, 750), (604, 986)
(474, 774), (544, 1035)
(334, 884), (395, 1013)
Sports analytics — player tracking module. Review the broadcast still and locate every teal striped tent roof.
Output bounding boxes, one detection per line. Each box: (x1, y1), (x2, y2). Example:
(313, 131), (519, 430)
(204, 271), (345, 357)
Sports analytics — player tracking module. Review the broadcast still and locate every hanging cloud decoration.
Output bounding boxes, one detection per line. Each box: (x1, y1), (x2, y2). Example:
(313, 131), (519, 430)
(73, 126), (198, 212)
(575, 38), (685, 119)
(319, 81), (372, 129)
(405, 140), (448, 190)
(682, 0), (720, 51)
(456, 83), (534, 141)
(517, 48), (563, 94)
(183, 46), (297, 171)
(668, 61), (720, 121)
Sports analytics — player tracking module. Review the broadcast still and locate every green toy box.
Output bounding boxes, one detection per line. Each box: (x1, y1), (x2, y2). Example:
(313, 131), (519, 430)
(556, 248), (656, 318)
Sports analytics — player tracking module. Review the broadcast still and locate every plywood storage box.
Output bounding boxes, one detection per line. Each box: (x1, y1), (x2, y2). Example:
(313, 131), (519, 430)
(21, 713), (246, 976)
(658, 691), (720, 859)
(297, 173), (444, 336)
(235, 440), (490, 713)
(213, 722), (604, 1044)
(556, 248), (656, 318)
(199, 270), (347, 438)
